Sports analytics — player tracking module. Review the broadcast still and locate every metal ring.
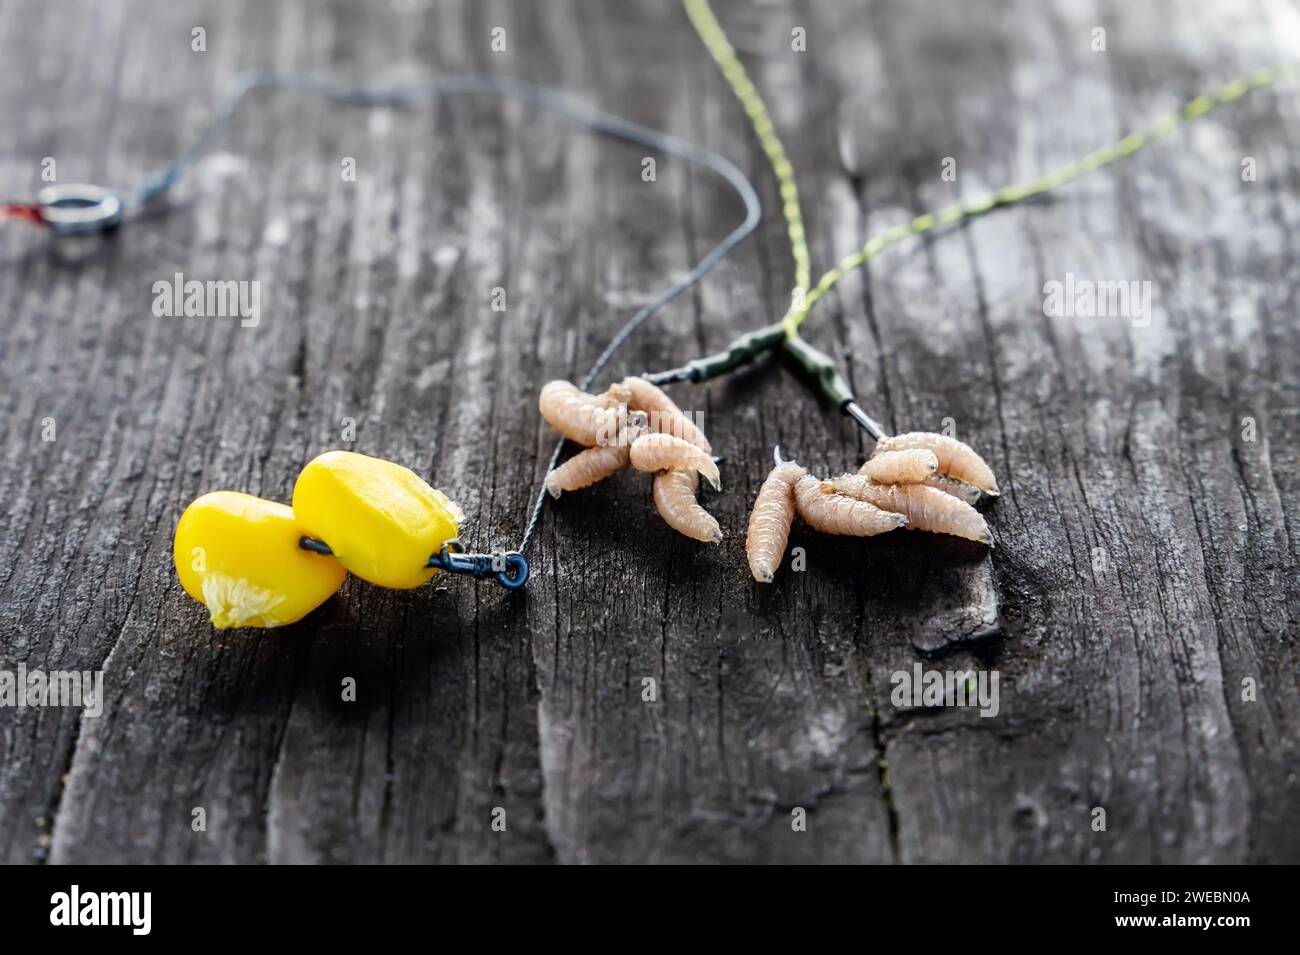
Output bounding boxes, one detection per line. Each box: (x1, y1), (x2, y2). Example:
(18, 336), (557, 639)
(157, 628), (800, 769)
(495, 552), (529, 590)
(37, 184), (124, 235)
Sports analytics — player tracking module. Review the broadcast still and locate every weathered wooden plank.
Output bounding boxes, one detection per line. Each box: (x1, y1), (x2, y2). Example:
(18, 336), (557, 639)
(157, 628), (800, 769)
(824, 0), (1300, 862)
(0, 0), (1295, 865)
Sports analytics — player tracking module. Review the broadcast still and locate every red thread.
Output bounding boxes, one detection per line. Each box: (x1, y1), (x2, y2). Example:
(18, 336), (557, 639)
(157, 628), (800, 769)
(1, 202), (46, 226)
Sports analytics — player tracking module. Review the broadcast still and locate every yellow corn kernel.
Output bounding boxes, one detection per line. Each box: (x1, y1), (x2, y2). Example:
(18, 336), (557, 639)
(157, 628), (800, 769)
(292, 450), (463, 589)
(173, 491), (347, 629)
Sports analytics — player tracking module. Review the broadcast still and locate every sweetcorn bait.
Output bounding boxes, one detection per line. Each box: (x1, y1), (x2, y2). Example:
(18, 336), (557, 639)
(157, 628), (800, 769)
(173, 491), (347, 629)
(870, 432), (998, 496)
(292, 450), (463, 589)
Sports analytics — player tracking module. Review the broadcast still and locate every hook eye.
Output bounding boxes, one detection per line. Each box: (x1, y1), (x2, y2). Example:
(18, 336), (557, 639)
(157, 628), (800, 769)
(38, 184), (124, 235)
(495, 552), (529, 590)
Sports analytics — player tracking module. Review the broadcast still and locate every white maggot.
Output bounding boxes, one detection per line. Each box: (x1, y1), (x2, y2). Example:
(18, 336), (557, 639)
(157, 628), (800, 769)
(793, 475), (906, 537)
(653, 469), (722, 543)
(745, 461), (806, 583)
(620, 376), (711, 452)
(871, 432), (998, 496)
(545, 421), (646, 498)
(858, 448), (938, 485)
(539, 380), (625, 447)
(825, 474), (991, 545)
(630, 432), (720, 489)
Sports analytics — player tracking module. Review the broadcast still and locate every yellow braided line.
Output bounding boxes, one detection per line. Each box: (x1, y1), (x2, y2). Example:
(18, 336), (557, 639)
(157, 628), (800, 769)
(785, 61), (1300, 335)
(683, 0), (810, 299)
(682, 0), (1299, 338)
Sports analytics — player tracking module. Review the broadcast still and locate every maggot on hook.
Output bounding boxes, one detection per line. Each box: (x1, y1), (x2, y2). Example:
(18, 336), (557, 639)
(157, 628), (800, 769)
(745, 435), (996, 583)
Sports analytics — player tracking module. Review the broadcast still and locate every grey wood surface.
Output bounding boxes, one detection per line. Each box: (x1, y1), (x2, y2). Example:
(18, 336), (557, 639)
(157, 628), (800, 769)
(1, 0), (1296, 864)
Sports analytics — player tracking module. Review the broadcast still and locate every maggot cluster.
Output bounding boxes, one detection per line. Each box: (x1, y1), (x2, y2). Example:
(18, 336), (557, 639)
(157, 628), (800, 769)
(538, 377), (724, 542)
(538, 379), (1000, 581)
(746, 434), (999, 583)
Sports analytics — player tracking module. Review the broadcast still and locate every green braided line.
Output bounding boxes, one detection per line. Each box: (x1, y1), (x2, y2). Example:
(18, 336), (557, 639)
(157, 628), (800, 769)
(780, 60), (1300, 336)
(683, 0), (811, 298)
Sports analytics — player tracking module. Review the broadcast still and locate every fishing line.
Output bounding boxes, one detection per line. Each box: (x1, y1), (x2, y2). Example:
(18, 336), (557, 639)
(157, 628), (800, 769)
(21, 7), (1291, 602)
(5, 71), (763, 588)
(682, 0), (811, 299)
(676, 0), (1300, 440)
(785, 60), (1300, 339)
